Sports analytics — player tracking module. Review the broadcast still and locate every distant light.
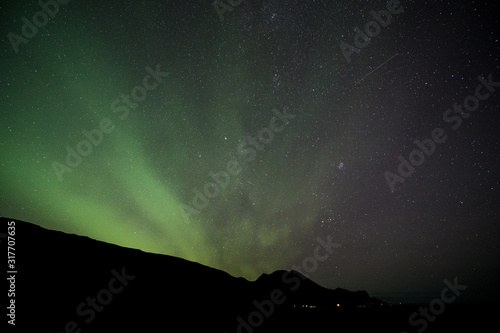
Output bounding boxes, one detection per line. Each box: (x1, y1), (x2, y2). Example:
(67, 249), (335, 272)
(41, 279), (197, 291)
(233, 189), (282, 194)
(336, 303), (340, 307)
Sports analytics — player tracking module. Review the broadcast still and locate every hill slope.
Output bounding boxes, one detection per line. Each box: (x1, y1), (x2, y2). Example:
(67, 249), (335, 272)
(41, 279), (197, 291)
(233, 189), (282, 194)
(2, 217), (381, 332)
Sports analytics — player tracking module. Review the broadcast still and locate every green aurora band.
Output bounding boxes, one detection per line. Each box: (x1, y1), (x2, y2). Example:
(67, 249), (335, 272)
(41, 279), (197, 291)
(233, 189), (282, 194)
(0, 0), (338, 280)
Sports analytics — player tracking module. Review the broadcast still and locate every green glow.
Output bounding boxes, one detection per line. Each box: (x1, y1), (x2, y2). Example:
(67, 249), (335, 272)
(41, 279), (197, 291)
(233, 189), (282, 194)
(0, 3), (335, 281)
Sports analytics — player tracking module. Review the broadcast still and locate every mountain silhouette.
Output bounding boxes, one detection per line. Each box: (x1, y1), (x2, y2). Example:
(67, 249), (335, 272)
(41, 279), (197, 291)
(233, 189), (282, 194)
(2, 217), (496, 332)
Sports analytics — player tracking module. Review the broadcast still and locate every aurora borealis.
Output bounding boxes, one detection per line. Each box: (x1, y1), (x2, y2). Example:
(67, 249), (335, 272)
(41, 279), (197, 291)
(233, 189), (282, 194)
(1, 0), (499, 303)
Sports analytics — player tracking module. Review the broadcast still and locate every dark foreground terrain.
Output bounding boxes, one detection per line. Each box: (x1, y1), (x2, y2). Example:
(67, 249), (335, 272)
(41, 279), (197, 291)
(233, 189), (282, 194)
(2, 217), (497, 332)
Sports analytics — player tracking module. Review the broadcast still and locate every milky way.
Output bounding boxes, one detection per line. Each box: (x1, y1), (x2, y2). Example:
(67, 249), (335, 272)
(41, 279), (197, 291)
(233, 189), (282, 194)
(1, 0), (499, 302)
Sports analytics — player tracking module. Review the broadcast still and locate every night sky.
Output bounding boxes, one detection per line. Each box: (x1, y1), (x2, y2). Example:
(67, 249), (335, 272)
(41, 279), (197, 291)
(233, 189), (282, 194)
(1, 0), (499, 303)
